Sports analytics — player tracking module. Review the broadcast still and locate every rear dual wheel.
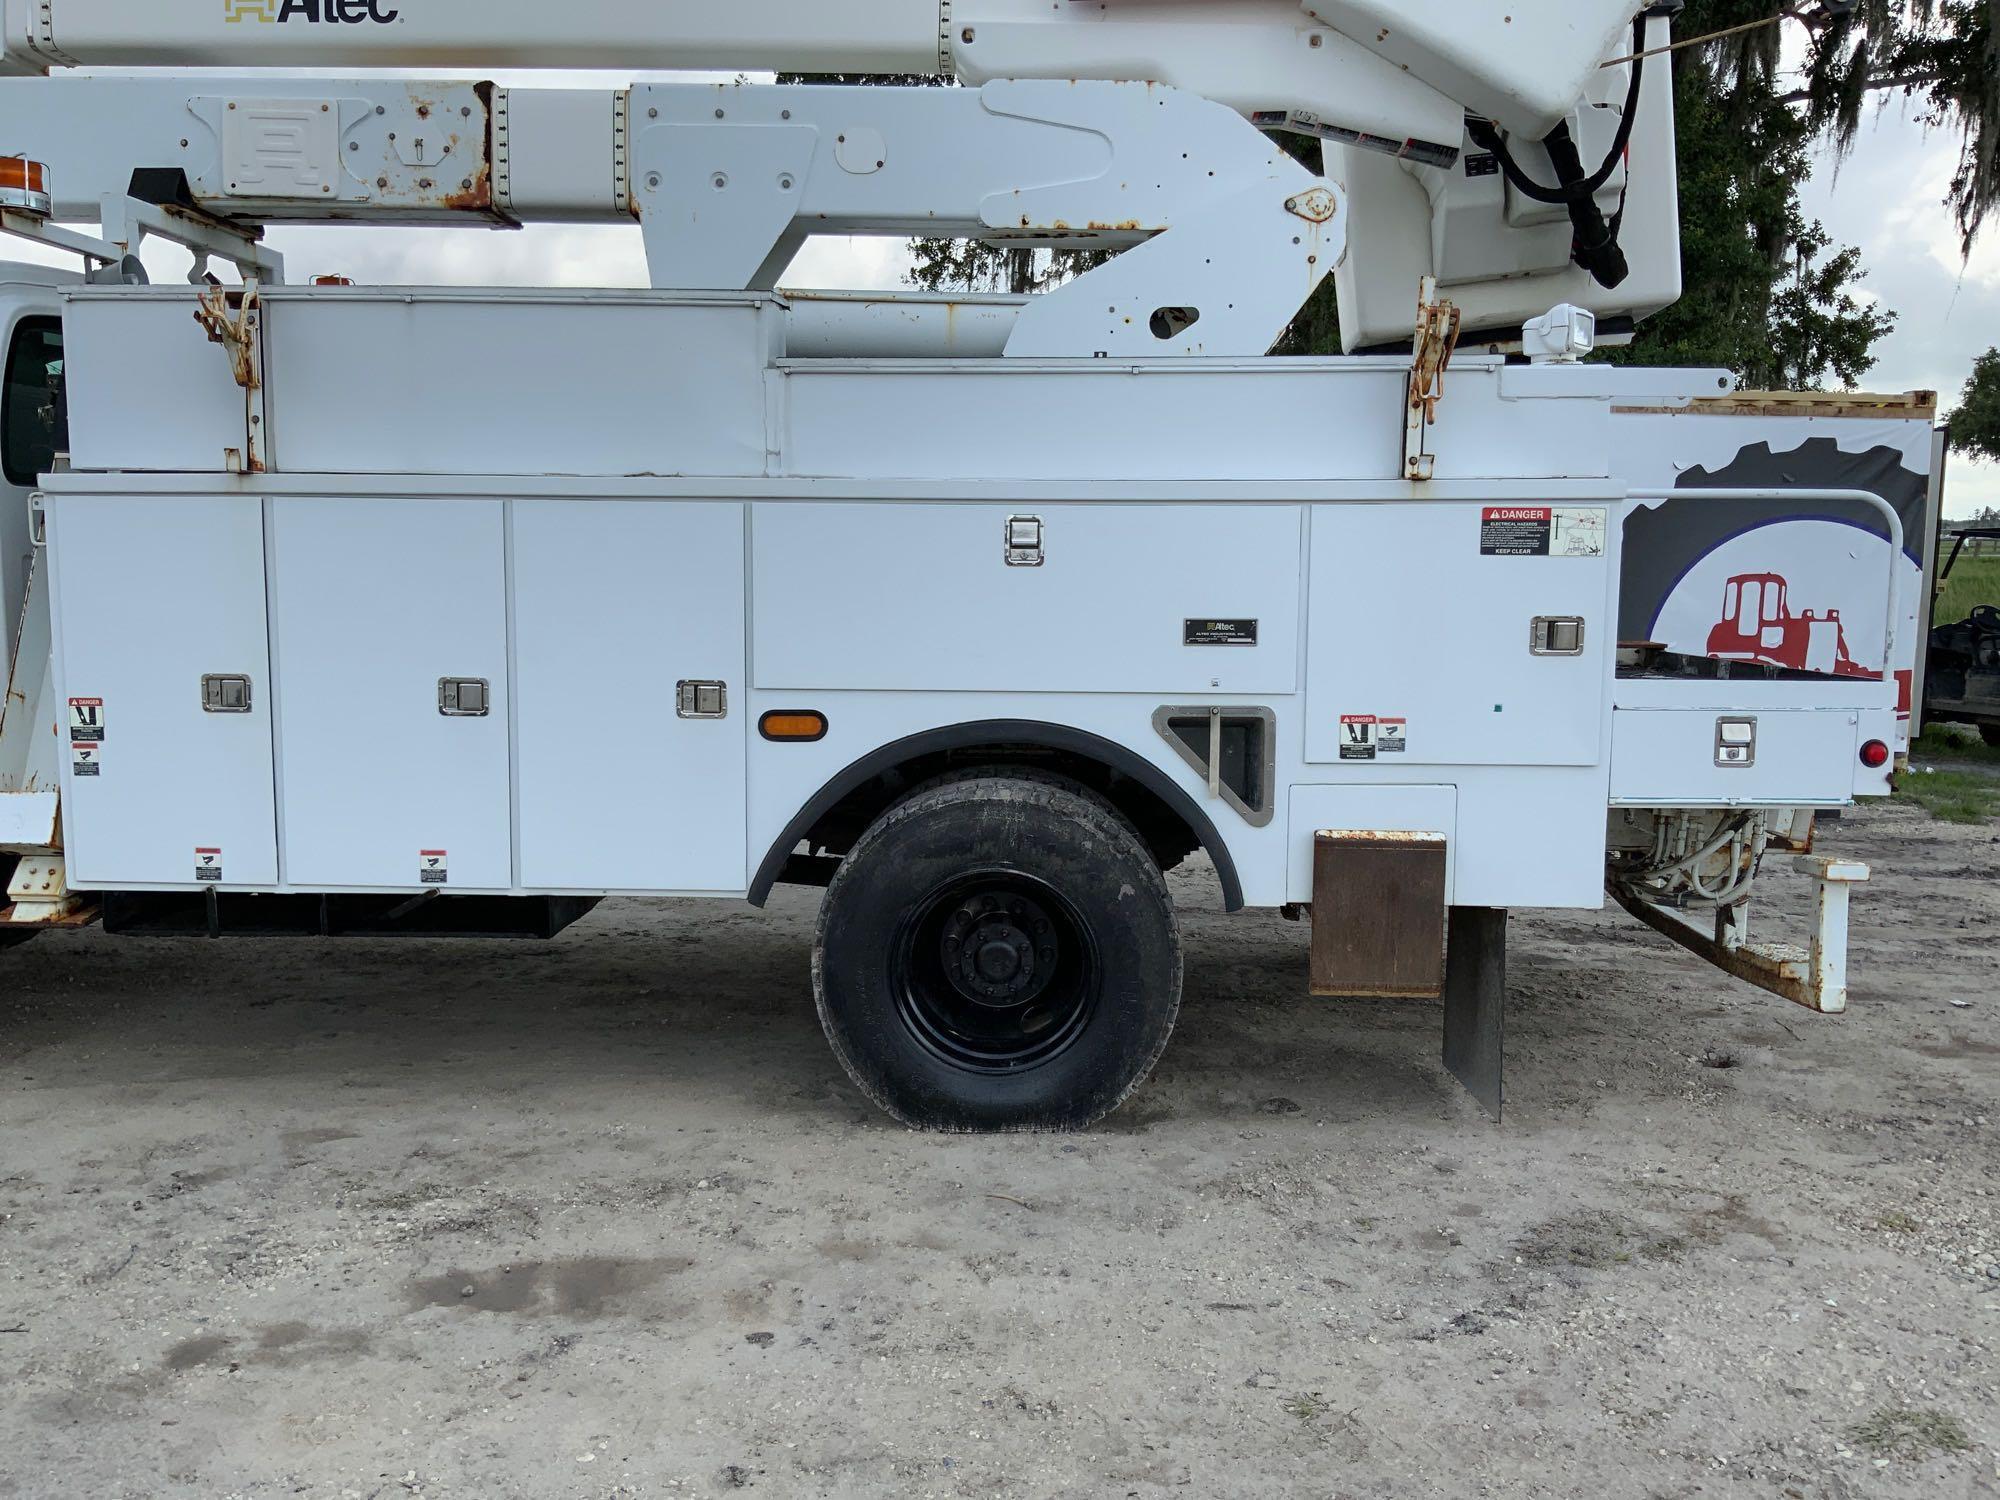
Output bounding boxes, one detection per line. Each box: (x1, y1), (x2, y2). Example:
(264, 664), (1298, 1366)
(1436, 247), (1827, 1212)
(812, 775), (1182, 1132)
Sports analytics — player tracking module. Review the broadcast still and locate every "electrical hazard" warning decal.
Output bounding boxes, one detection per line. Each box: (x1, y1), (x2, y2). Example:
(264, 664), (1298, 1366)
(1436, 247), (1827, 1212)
(195, 848), (223, 883)
(420, 850), (449, 886)
(1479, 506), (1607, 558)
(71, 743), (102, 777)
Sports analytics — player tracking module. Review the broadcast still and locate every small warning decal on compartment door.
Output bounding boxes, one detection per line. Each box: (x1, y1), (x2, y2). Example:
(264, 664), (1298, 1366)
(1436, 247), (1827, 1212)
(68, 698), (105, 743)
(1378, 718), (1408, 753)
(71, 743), (102, 777)
(1340, 714), (1377, 761)
(1479, 507), (1608, 558)
(420, 851), (449, 886)
(195, 848), (223, 883)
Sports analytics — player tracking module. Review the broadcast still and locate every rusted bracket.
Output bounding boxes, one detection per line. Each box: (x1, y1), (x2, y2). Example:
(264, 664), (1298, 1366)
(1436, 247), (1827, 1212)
(1611, 853), (1868, 1014)
(3, 853), (99, 931)
(193, 280), (267, 474)
(1405, 275), (1461, 482)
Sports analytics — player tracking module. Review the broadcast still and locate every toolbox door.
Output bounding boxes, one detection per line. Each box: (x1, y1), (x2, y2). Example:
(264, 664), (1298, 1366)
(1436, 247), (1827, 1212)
(270, 497), (511, 890)
(1305, 501), (1615, 767)
(512, 500), (748, 892)
(52, 494), (279, 888)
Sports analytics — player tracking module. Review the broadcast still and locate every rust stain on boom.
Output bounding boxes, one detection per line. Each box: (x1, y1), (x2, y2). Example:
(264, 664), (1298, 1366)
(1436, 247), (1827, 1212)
(440, 82), (498, 216)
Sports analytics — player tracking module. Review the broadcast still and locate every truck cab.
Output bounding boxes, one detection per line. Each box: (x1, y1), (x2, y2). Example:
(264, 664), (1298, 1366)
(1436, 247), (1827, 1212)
(0, 261), (75, 900)
(1, 261), (71, 663)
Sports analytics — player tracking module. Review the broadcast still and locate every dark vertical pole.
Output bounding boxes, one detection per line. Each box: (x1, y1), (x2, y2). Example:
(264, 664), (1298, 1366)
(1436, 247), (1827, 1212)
(1443, 906), (1505, 1122)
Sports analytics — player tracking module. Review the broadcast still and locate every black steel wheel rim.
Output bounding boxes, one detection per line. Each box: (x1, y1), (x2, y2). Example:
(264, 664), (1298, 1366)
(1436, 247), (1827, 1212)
(890, 870), (1100, 1072)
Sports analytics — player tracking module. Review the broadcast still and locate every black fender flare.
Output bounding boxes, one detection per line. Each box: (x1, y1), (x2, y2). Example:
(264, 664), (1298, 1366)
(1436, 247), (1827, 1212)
(747, 718), (1246, 912)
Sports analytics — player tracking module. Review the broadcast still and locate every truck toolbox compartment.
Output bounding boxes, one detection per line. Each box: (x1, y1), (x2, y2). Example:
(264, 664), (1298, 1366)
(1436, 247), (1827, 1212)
(1609, 707), (1862, 805)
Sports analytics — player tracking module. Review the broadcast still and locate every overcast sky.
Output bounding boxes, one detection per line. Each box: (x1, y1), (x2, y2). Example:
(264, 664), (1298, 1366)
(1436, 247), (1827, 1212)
(1796, 104), (1998, 519)
(16, 68), (1994, 518)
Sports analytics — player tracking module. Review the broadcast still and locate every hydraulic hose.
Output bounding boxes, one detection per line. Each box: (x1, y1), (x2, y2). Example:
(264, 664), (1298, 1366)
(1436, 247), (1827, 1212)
(1463, 16), (1648, 290)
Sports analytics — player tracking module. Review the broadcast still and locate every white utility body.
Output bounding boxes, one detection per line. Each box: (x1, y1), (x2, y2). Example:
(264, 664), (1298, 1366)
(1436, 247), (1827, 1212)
(0, 0), (1903, 1128)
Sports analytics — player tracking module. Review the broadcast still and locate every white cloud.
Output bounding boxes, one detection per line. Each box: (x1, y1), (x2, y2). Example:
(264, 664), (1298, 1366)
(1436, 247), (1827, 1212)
(1873, 128), (2000, 292)
(1796, 105), (1997, 517)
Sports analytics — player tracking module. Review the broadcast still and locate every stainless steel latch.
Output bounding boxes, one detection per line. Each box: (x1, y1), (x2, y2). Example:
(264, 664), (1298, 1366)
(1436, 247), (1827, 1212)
(1715, 716), (1757, 768)
(202, 674), (253, 713)
(1005, 515), (1044, 567)
(677, 680), (728, 720)
(1530, 616), (1586, 656)
(438, 678), (490, 717)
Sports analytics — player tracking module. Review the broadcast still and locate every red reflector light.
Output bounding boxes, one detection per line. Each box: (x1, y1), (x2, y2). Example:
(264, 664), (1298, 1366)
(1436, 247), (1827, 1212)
(1859, 740), (1890, 769)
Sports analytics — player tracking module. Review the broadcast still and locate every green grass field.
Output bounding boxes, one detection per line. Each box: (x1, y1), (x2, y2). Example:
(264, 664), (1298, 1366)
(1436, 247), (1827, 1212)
(1901, 725), (2000, 822)
(1934, 553), (2000, 627)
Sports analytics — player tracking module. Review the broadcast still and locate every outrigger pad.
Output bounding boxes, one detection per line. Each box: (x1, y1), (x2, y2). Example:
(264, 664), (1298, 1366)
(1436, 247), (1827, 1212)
(1443, 906), (1506, 1122)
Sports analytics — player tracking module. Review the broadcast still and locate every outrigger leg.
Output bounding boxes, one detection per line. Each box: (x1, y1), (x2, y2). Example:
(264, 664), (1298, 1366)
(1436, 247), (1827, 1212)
(1443, 907), (1506, 1122)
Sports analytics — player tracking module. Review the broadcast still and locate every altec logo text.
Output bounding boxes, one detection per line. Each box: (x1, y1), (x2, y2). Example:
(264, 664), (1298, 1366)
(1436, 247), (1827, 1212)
(226, 0), (401, 23)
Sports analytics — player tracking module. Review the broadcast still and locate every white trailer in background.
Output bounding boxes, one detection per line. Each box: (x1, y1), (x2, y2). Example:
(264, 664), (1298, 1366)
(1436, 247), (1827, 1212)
(0, 0), (1905, 1130)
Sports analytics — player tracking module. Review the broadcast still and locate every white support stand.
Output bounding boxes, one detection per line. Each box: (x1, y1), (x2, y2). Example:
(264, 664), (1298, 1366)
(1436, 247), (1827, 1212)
(99, 193), (286, 285)
(1793, 853), (1867, 1014)
(1612, 853), (1870, 1015)
(0, 190), (281, 284)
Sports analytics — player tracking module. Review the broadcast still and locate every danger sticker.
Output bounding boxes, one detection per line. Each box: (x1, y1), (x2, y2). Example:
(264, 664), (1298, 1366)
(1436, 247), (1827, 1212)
(1378, 718), (1408, 754)
(1479, 507), (1551, 556)
(68, 698), (105, 743)
(1551, 508), (1608, 557)
(1479, 506), (1608, 558)
(70, 743), (102, 777)
(195, 848), (223, 883)
(1340, 714), (1377, 761)
(420, 850), (449, 886)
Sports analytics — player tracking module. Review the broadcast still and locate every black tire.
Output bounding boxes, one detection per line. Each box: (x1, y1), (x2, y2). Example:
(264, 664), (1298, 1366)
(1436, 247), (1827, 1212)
(813, 774), (1182, 1132)
(1981, 724), (2000, 750)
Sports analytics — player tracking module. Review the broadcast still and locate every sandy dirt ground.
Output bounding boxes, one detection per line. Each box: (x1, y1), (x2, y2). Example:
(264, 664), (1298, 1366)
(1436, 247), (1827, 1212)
(1, 797), (1996, 1499)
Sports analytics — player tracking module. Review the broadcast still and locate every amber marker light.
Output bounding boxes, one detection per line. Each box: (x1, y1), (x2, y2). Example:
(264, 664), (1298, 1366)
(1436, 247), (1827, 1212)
(760, 711), (828, 743)
(0, 157), (53, 217)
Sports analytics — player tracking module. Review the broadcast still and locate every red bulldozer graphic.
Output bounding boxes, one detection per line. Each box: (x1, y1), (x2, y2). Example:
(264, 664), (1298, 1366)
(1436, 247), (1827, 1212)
(1704, 571), (1913, 714)
(1705, 572), (1873, 679)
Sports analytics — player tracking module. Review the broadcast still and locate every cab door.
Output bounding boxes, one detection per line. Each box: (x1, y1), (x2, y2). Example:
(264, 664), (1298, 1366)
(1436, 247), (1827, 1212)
(2, 289), (71, 669)
(2, 285), (75, 851)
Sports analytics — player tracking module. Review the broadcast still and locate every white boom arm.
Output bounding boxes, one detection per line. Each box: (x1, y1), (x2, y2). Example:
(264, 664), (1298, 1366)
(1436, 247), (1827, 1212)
(0, 0), (1682, 350)
(1, 0), (1637, 145)
(0, 74), (1344, 358)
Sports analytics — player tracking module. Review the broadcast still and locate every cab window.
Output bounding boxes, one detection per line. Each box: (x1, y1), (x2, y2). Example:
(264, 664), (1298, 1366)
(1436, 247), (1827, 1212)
(1735, 580), (1761, 636)
(2, 317), (65, 488)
